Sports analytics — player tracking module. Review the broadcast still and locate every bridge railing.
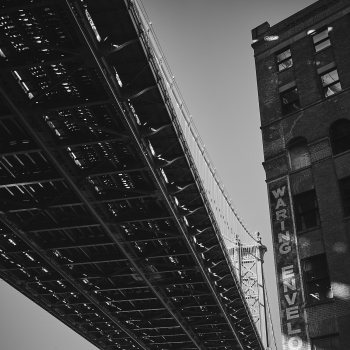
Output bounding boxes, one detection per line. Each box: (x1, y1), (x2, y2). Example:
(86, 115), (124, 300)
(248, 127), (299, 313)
(130, 0), (258, 252)
(125, 0), (269, 344)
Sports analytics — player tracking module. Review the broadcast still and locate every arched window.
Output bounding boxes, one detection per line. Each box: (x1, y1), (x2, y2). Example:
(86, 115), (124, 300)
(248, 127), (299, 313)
(288, 138), (311, 171)
(330, 119), (350, 155)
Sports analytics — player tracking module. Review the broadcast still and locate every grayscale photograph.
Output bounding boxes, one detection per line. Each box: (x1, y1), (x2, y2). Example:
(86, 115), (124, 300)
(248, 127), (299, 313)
(0, 1), (347, 350)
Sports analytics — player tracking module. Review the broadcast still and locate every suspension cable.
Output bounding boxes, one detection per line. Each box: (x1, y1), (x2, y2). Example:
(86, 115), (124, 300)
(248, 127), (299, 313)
(137, 0), (258, 243)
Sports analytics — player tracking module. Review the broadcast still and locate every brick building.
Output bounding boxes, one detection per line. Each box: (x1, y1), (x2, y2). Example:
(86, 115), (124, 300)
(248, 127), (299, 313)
(251, 1), (350, 349)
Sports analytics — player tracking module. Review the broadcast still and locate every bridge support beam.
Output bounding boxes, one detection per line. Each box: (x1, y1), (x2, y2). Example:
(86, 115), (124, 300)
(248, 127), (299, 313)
(0, 211), (150, 350)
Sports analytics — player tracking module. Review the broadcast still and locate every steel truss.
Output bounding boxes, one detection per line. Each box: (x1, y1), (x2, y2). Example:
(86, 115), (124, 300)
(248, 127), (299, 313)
(0, 1), (264, 350)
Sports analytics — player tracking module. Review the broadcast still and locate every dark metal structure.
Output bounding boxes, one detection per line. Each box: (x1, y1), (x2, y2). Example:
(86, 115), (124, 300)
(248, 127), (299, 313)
(0, 1), (264, 350)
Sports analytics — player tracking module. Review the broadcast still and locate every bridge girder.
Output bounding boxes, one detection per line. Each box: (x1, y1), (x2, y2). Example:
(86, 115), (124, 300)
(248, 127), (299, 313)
(0, 1), (263, 350)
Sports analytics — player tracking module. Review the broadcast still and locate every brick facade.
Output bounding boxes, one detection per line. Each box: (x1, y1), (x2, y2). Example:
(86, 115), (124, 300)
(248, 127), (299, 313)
(252, 1), (350, 349)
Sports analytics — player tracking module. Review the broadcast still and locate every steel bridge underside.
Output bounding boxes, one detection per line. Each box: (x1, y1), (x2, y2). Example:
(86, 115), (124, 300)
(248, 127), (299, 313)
(0, 1), (263, 350)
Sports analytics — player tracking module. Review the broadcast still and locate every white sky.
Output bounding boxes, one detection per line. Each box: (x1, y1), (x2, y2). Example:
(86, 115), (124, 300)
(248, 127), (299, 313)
(0, 1), (317, 349)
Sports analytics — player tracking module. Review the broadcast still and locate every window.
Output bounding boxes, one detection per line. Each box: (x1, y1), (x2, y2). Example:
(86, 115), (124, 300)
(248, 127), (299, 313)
(330, 119), (350, 155)
(312, 28), (331, 52)
(288, 138), (311, 171)
(321, 69), (342, 97)
(303, 254), (333, 304)
(280, 87), (300, 115)
(311, 28), (341, 97)
(313, 336), (339, 350)
(294, 190), (320, 231)
(339, 177), (350, 216)
(277, 48), (293, 71)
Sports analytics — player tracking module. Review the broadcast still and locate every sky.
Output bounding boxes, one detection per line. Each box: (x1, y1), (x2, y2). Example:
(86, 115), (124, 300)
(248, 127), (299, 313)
(0, 1), (317, 349)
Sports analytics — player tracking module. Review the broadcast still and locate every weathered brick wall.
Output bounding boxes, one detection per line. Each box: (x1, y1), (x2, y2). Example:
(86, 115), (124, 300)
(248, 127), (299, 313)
(253, 1), (350, 348)
(312, 158), (350, 290)
(283, 94), (350, 142)
(298, 228), (325, 260)
(308, 317), (338, 338)
(334, 152), (350, 179)
(332, 15), (350, 89)
(309, 139), (332, 164)
(338, 315), (350, 349)
(290, 168), (314, 195)
(307, 302), (350, 325)
(252, 0), (350, 56)
(292, 36), (322, 107)
(307, 312), (350, 350)
(263, 154), (289, 180)
(261, 121), (285, 160)
(255, 55), (280, 126)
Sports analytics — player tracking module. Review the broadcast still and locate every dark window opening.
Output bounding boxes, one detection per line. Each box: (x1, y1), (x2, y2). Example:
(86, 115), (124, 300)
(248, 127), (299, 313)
(330, 119), (350, 155)
(294, 190), (320, 231)
(277, 48), (293, 71)
(321, 69), (342, 97)
(288, 138), (311, 171)
(312, 28), (331, 52)
(339, 177), (350, 217)
(281, 87), (300, 115)
(313, 336), (339, 350)
(303, 254), (333, 304)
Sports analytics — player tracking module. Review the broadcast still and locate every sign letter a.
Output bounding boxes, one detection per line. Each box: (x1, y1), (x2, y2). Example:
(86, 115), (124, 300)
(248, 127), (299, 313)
(272, 186), (286, 198)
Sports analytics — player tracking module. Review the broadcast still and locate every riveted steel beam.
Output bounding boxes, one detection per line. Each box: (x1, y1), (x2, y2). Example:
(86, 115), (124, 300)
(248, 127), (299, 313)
(0, 267), (104, 350)
(0, 249), (191, 270)
(52, 289), (212, 307)
(0, 191), (155, 213)
(0, 34), (80, 56)
(125, 1), (264, 349)
(1, 237), (114, 254)
(1, 219), (100, 233)
(100, 38), (139, 55)
(0, 1), (263, 349)
(94, 183), (155, 195)
(28, 64), (84, 105)
(0, 56), (84, 72)
(0, 1), (60, 15)
(0, 212), (151, 350)
(64, 2), (243, 349)
(113, 211), (172, 224)
(37, 112), (128, 138)
(0, 163), (146, 188)
(0, 143), (41, 156)
(121, 85), (157, 100)
(122, 224), (180, 237)
(21, 264), (195, 284)
(0, 171), (64, 188)
(0, 136), (123, 157)
(32, 98), (112, 112)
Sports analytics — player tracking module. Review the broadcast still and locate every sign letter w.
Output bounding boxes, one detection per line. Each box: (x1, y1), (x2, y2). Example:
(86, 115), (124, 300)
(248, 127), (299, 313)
(272, 186), (286, 199)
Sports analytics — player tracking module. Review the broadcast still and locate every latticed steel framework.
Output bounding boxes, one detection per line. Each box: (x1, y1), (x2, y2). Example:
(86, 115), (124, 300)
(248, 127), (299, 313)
(229, 242), (267, 344)
(0, 1), (265, 350)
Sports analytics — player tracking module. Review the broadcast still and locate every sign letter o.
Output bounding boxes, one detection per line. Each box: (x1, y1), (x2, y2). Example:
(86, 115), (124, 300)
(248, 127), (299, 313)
(288, 336), (303, 350)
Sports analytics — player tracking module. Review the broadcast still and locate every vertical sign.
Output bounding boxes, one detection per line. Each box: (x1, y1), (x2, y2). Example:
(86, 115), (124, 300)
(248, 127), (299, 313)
(268, 178), (307, 350)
